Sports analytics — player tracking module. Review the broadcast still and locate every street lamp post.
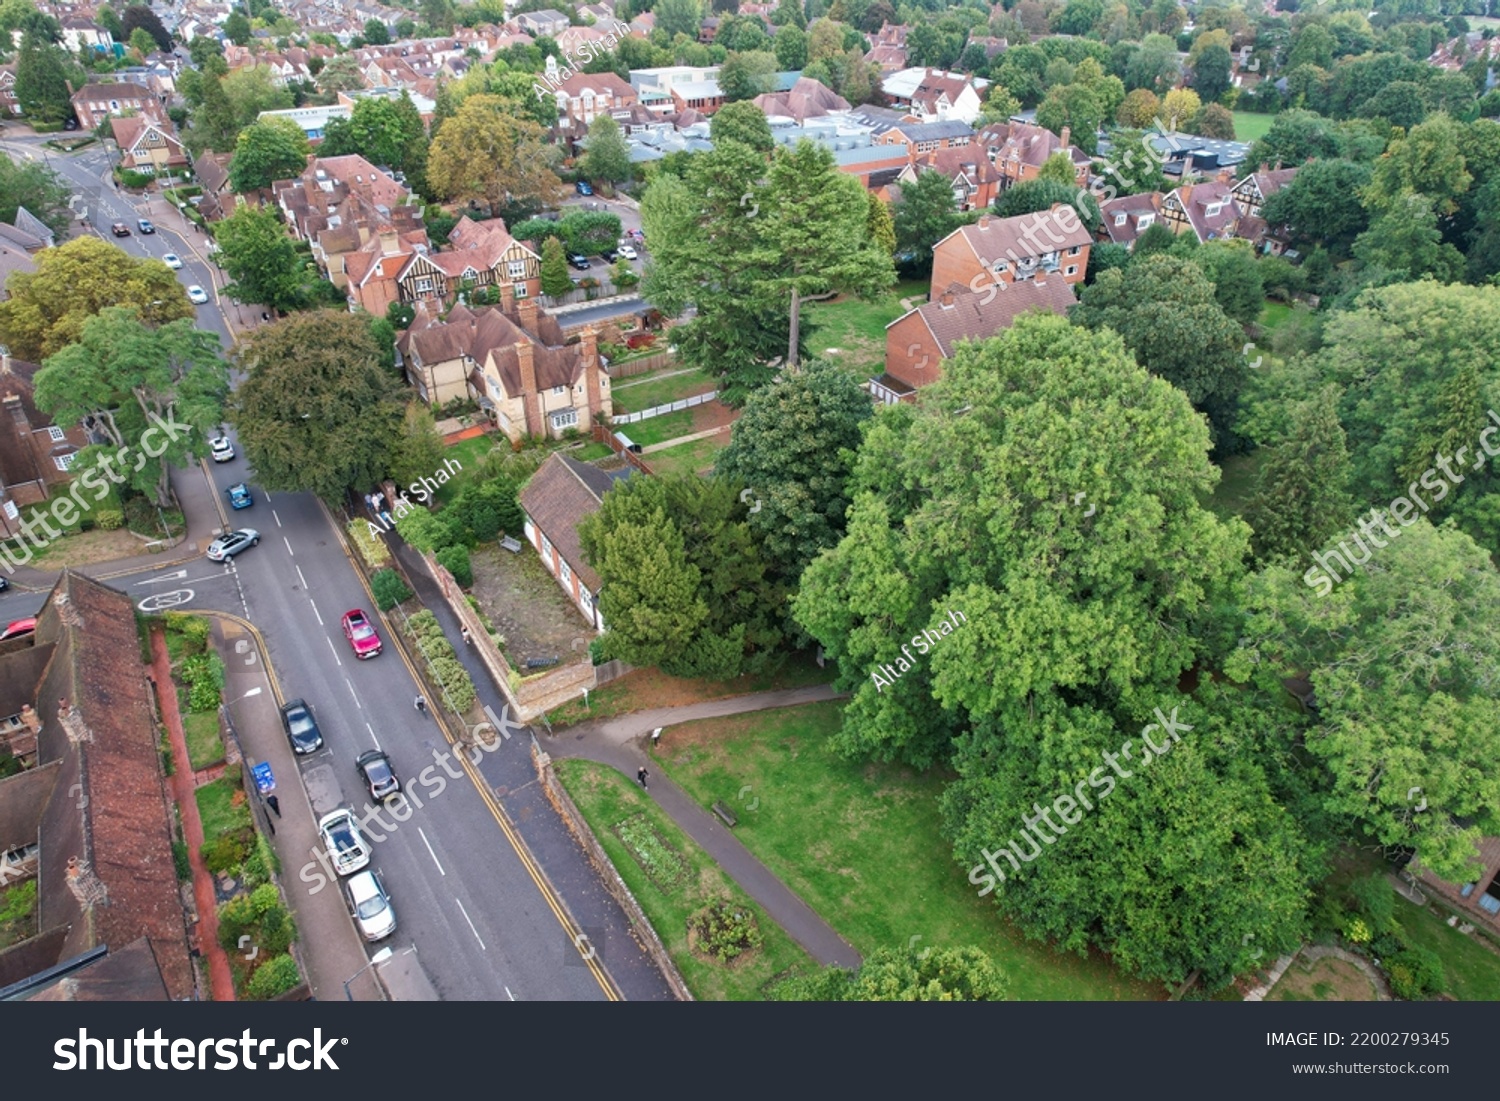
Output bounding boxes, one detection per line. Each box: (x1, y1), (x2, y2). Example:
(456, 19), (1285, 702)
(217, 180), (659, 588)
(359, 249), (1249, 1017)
(343, 947), (393, 1001)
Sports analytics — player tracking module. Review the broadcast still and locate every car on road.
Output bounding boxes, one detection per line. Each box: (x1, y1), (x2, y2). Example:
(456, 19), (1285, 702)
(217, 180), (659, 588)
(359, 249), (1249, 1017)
(600, 248), (618, 263)
(356, 750), (400, 801)
(0, 575), (9, 592)
(617, 243), (638, 260)
(162, 253), (183, 269)
(567, 253), (591, 271)
(575, 179), (593, 195)
(318, 809), (370, 876)
(226, 482), (253, 509)
(344, 869), (396, 941)
(210, 436), (235, 462)
(341, 608), (382, 659)
(206, 528), (259, 562)
(137, 218), (155, 234)
(0, 617), (36, 641)
(187, 285), (209, 304)
(110, 222), (130, 237)
(280, 697), (324, 755)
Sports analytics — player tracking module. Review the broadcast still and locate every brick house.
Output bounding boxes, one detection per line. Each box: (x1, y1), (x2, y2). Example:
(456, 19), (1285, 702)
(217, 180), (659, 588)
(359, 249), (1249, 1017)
(0, 66), (21, 117)
(70, 81), (165, 130)
(899, 146), (1001, 211)
(273, 155), (425, 289)
(1231, 163), (1298, 254)
(929, 206), (1092, 298)
(0, 570), (194, 1001)
(518, 452), (631, 632)
(550, 70), (638, 128)
(882, 67), (984, 124)
(0, 352), (90, 525)
(109, 115), (188, 176)
(752, 76), (849, 122)
(871, 275), (1077, 404)
(982, 122), (1091, 191)
(396, 296), (610, 441)
(342, 224), (431, 316)
(395, 216), (541, 307)
(1096, 191), (1164, 249)
(874, 118), (975, 159)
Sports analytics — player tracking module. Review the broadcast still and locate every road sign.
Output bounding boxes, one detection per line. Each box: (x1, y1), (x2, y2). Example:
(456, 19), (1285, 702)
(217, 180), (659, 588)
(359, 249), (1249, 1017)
(251, 761), (275, 794)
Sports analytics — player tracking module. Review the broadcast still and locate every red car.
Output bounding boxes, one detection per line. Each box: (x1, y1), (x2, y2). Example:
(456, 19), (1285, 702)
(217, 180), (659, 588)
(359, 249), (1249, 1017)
(341, 609), (382, 659)
(0, 617), (37, 641)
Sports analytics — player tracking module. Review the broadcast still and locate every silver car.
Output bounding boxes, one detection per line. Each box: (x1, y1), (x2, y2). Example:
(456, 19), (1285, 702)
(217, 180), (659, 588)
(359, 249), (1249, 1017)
(344, 869), (395, 941)
(206, 528), (259, 562)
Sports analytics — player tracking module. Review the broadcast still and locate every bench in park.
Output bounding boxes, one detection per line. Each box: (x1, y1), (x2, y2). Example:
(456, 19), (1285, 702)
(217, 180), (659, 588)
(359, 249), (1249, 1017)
(711, 801), (738, 828)
(500, 536), (523, 553)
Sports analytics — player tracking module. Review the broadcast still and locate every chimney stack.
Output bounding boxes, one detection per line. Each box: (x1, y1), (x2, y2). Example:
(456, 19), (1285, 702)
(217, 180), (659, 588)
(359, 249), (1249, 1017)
(938, 291), (954, 307)
(1059, 125), (1070, 150)
(517, 297), (539, 333)
(378, 224), (399, 255)
(499, 280), (515, 315)
(978, 213), (991, 229)
(515, 340), (541, 436)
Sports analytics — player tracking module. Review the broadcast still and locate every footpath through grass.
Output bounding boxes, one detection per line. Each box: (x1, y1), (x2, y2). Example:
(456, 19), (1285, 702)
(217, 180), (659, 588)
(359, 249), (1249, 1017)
(555, 758), (819, 1000)
(654, 699), (1159, 1000)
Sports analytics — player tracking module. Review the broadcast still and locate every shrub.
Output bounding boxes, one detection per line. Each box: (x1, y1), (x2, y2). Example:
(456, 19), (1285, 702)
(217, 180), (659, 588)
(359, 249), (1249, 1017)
(1370, 931), (1408, 960)
(371, 568), (412, 611)
(689, 899), (764, 963)
(1386, 946), (1444, 1000)
(258, 903), (296, 956)
(217, 894), (258, 948)
(246, 954), (301, 1000)
(166, 613), (211, 648)
(123, 496), (158, 534)
(1342, 917), (1372, 945)
(348, 519), (392, 569)
(250, 882), (281, 916)
(202, 833), (251, 875)
(1347, 873), (1396, 930)
(436, 544), (473, 587)
(172, 840), (191, 881)
(241, 843), (268, 886)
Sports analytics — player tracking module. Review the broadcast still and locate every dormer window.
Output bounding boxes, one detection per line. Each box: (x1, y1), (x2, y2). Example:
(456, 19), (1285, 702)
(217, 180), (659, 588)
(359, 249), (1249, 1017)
(1205, 203), (1222, 218)
(1114, 213), (1127, 227)
(1137, 214), (1154, 229)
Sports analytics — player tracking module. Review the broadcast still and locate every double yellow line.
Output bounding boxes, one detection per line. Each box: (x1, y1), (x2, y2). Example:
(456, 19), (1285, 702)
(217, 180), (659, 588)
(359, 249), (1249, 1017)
(325, 503), (621, 1001)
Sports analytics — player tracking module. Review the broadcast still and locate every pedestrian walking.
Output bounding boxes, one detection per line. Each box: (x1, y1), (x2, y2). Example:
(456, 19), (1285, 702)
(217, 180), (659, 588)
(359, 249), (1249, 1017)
(637, 767), (649, 789)
(266, 794), (281, 818)
(461, 626), (473, 647)
(414, 694), (427, 714)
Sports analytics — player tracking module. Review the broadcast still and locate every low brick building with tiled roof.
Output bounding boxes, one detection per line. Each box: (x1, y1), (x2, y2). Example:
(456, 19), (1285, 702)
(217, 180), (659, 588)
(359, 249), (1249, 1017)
(518, 452), (631, 631)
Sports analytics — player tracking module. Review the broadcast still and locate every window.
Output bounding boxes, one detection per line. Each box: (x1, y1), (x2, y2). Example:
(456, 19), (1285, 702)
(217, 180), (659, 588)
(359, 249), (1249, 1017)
(1205, 203), (1222, 218)
(54, 453), (76, 472)
(1065, 265), (1077, 276)
(415, 277), (432, 293)
(541, 535), (553, 560)
(507, 260), (526, 279)
(1068, 245), (1080, 256)
(1481, 894), (1500, 915)
(552, 385), (566, 395)
(514, 283), (528, 299)
(1114, 213), (1127, 227)
(1137, 214), (1154, 229)
(551, 408), (579, 429)
(47, 426), (66, 442)
(559, 559), (572, 585)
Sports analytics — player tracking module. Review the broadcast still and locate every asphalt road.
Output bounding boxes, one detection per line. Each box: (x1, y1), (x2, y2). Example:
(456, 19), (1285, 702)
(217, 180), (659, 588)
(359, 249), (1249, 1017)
(3, 136), (677, 1001)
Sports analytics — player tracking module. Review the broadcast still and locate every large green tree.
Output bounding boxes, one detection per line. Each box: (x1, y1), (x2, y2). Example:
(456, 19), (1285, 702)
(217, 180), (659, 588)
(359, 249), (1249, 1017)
(34, 308), (228, 507)
(582, 114), (632, 185)
(15, 26), (79, 125)
(894, 168), (960, 269)
(425, 95), (563, 216)
(0, 157), (71, 238)
(774, 945), (1009, 1001)
(318, 93), (428, 187)
(1243, 386), (1356, 561)
(1351, 191), (1465, 285)
(229, 312), (406, 501)
(229, 116), (311, 193)
(1260, 158), (1373, 253)
(0, 237), (192, 362)
(715, 360), (873, 592)
(215, 204), (314, 313)
(709, 100), (774, 153)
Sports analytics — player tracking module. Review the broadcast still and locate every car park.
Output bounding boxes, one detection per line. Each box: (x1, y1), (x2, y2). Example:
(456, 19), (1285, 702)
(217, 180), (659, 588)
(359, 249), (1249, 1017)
(567, 253), (591, 271)
(111, 222), (130, 237)
(226, 482), (252, 509)
(617, 243), (638, 260)
(210, 436), (234, 462)
(318, 809), (370, 876)
(344, 869), (396, 941)
(341, 609), (383, 659)
(137, 218), (155, 234)
(600, 248), (618, 263)
(280, 697), (324, 754)
(162, 252), (183, 269)
(187, 285), (209, 304)
(356, 750), (400, 801)
(575, 179), (593, 195)
(206, 528), (259, 561)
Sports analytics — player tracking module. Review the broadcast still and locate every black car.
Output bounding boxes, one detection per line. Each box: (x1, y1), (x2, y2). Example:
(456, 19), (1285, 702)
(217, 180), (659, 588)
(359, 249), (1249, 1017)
(0, 575), (9, 592)
(600, 249), (618, 263)
(280, 698), (324, 754)
(567, 253), (591, 271)
(356, 750), (401, 801)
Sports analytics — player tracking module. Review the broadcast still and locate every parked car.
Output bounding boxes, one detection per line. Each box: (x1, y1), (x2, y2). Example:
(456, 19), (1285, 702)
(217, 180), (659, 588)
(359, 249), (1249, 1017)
(280, 697), (324, 754)
(344, 869), (396, 941)
(341, 609), (382, 659)
(187, 285), (209, 305)
(137, 218), (155, 234)
(356, 750), (400, 801)
(206, 528), (259, 562)
(600, 248), (618, 263)
(226, 482), (253, 510)
(0, 575), (10, 593)
(575, 179), (593, 195)
(317, 809), (370, 876)
(110, 222), (130, 237)
(210, 436), (235, 462)
(161, 252), (183, 269)
(0, 617), (37, 641)
(617, 243), (638, 260)
(567, 253), (591, 271)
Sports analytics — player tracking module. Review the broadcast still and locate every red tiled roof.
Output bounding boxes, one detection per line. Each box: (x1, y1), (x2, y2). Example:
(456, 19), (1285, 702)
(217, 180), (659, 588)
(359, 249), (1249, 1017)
(897, 277), (1077, 357)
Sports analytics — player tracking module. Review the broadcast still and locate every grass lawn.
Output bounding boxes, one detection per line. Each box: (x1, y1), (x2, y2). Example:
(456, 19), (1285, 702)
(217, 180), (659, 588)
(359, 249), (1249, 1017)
(565, 441), (614, 462)
(653, 700), (1160, 1000)
(645, 435), (726, 479)
(1257, 300), (1294, 331)
(611, 368), (716, 415)
(1395, 902), (1500, 1001)
(182, 708), (224, 771)
(1233, 111), (1276, 144)
(1268, 954), (1378, 1001)
(626, 408), (698, 448)
(1205, 450), (1264, 522)
(555, 758), (820, 1000)
(548, 654), (835, 727)
(195, 777), (252, 841)
(803, 279), (926, 378)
